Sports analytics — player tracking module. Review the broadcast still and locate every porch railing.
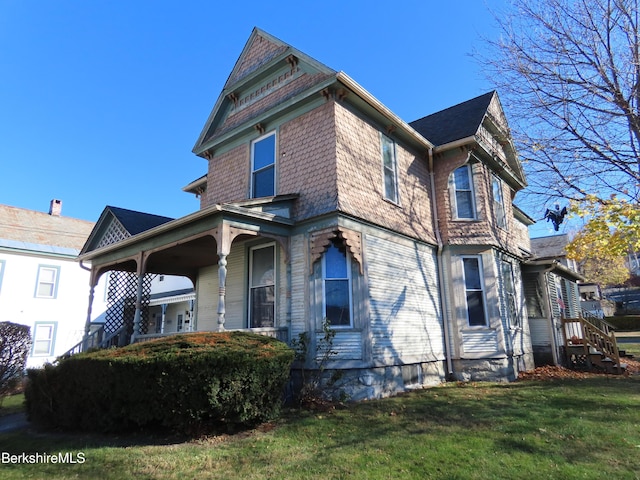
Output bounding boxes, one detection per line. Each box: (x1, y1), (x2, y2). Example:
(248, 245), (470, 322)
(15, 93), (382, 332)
(562, 316), (622, 374)
(58, 325), (128, 361)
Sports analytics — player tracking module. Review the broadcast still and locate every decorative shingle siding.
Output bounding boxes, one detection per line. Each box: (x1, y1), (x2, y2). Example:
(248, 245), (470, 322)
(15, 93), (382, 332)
(365, 234), (443, 364)
(204, 144), (249, 207)
(227, 33), (287, 86)
(433, 149), (526, 258)
(279, 101), (338, 220)
(334, 102), (436, 245)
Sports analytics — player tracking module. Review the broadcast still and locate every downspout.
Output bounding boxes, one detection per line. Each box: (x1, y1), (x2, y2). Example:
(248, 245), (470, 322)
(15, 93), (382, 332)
(429, 148), (454, 378)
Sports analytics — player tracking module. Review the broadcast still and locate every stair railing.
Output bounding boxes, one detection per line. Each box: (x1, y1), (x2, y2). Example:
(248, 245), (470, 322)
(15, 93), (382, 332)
(562, 316), (622, 374)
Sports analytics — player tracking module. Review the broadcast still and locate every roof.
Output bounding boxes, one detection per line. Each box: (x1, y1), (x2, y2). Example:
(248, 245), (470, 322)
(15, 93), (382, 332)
(409, 91), (495, 146)
(106, 206), (174, 236)
(0, 203), (94, 253)
(530, 234), (569, 260)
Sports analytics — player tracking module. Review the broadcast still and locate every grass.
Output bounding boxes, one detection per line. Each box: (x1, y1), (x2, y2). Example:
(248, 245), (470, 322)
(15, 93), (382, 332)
(0, 393), (24, 417)
(0, 377), (639, 479)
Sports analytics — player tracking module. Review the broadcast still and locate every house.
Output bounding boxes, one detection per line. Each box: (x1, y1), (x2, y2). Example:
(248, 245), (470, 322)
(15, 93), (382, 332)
(77, 28), (536, 400)
(523, 234), (585, 366)
(0, 200), (108, 368)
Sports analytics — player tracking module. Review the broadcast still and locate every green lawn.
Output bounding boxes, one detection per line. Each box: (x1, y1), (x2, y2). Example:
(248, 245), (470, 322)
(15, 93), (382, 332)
(0, 393), (24, 417)
(1, 377), (639, 479)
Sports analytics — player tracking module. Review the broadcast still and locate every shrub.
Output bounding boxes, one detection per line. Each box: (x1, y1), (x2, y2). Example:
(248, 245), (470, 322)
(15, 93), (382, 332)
(0, 322), (31, 403)
(607, 315), (640, 331)
(25, 331), (294, 433)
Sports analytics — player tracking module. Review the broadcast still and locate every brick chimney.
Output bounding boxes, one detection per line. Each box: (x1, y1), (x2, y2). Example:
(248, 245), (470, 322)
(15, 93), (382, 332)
(49, 199), (62, 216)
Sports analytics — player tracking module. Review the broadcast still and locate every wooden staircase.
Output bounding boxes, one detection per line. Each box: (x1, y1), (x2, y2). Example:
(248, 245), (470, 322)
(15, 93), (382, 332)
(562, 315), (633, 374)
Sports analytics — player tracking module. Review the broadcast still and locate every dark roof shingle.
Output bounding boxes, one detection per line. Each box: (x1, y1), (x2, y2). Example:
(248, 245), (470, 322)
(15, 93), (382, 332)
(410, 91), (495, 146)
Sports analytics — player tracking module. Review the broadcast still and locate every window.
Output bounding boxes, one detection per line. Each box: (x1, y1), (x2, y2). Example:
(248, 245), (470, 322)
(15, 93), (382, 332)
(492, 174), (507, 229)
(462, 257), (487, 326)
(35, 265), (60, 299)
(251, 132), (276, 198)
(501, 261), (519, 327)
(249, 244), (275, 328)
(381, 134), (399, 203)
(452, 165), (476, 219)
(32, 322), (57, 356)
(322, 240), (352, 327)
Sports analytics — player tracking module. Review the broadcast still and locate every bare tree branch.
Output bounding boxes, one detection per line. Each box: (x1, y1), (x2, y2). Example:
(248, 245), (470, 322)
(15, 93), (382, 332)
(480, 0), (640, 215)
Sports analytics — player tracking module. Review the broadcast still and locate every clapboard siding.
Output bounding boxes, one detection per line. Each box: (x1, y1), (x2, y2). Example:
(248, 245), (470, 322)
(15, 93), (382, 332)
(366, 235), (443, 363)
(529, 318), (551, 346)
(462, 330), (499, 354)
(317, 331), (362, 361)
(196, 265), (218, 331)
(289, 234), (307, 339)
(222, 244), (246, 330)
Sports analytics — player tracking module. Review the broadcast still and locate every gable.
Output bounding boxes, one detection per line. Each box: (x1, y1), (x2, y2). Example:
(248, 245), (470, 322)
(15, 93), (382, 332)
(225, 29), (289, 88)
(192, 28), (336, 156)
(81, 206), (173, 254)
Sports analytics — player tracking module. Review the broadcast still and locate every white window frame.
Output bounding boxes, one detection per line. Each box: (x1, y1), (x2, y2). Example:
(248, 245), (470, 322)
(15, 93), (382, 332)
(461, 256), (488, 327)
(492, 174), (507, 229)
(35, 265), (60, 299)
(248, 243), (276, 328)
(32, 322), (57, 356)
(322, 241), (353, 328)
(381, 133), (400, 204)
(250, 131), (277, 198)
(452, 165), (477, 220)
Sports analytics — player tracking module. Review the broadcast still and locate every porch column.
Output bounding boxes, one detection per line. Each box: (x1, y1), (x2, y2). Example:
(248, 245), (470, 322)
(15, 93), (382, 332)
(161, 304), (167, 333)
(217, 253), (228, 331)
(82, 285), (96, 351)
(131, 273), (145, 343)
(82, 270), (98, 351)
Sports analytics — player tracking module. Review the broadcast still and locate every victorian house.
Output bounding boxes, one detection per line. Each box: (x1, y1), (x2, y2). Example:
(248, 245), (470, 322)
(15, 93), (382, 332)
(78, 29), (536, 399)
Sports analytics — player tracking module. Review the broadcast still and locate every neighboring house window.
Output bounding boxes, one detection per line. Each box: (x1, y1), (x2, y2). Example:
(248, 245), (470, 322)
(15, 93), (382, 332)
(381, 134), (399, 203)
(0, 259), (5, 294)
(32, 322), (57, 356)
(249, 244), (275, 328)
(452, 165), (476, 219)
(501, 260), (519, 327)
(251, 132), (276, 198)
(462, 256), (487, 326)
(35, 265), (60, 299)
(322, 239), (352, 327)
(492, 174), (507, 229)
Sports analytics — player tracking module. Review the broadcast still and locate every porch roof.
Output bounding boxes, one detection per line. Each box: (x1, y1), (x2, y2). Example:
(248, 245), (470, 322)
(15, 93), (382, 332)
(78, 202), (294, 280)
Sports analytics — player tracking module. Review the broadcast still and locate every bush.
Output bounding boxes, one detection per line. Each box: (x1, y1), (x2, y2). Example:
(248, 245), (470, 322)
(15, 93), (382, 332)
(0, 322), (31, 403)
(607, 315), (640, 331)
(25, 332), (294, 433)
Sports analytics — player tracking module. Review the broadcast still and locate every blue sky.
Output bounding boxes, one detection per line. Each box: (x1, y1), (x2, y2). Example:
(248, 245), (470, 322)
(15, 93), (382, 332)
(0, 0), (561, 237)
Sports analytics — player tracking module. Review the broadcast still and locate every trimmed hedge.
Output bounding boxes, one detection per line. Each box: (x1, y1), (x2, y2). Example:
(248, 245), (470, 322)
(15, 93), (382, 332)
(607, 315), (640, 331)
(25, 332), (294, 433)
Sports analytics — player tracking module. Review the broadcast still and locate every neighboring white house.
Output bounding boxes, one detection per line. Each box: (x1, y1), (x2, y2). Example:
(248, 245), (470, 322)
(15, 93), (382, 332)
(148, 274), (195, 335)
(0, 200), (108, 368)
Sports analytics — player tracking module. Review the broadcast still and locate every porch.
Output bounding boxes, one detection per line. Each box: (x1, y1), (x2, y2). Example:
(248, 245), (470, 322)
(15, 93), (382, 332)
(75, 202), (296, 356)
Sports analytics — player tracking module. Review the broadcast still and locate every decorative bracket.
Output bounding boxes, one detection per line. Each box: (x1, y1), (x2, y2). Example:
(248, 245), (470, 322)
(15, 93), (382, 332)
(310, 226), (363, 274)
